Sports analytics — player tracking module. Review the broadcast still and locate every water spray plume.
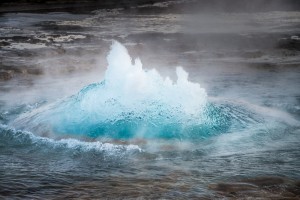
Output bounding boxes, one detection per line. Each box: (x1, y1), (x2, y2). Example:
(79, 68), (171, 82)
(12, 41), (252, 139)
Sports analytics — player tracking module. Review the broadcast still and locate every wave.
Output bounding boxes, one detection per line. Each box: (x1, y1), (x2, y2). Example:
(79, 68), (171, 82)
(0, 124), (141, 156)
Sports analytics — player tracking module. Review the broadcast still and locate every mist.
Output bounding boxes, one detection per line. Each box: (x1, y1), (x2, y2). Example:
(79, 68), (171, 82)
(0, 0), (300, 199)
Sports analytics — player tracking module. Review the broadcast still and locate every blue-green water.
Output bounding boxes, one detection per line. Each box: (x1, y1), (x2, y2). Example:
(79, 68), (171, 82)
(10, 42), (264, 141)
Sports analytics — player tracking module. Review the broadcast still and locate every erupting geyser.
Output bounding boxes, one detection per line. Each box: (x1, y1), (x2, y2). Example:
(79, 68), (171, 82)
(12, 41), (254, 139)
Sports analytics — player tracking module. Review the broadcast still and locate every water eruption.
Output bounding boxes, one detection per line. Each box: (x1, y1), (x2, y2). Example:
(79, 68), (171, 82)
(12, 41), (249, 140)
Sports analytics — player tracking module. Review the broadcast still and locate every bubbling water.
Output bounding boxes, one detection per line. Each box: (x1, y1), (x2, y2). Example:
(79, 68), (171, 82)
(12, 41), (257, 139)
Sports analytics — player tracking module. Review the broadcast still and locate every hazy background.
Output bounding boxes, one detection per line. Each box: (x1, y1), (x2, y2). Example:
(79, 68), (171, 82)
(1, 0), (300, 13)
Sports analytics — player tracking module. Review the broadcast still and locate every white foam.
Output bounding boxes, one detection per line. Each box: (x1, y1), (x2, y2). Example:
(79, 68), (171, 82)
(81, 41), (207, 119)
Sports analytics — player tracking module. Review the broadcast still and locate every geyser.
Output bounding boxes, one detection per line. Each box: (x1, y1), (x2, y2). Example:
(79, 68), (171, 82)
(12, 41), (254, 139)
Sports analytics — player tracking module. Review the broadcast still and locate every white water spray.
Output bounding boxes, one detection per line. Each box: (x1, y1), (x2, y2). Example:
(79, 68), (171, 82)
(81, 41), (207, 119)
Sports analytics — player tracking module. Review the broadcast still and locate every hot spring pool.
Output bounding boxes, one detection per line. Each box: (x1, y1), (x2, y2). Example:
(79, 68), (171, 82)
(1, 42), (300, 199)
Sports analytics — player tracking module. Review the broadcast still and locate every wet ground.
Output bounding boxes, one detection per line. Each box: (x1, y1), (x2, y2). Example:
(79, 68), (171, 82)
(1, 0), (300, 199)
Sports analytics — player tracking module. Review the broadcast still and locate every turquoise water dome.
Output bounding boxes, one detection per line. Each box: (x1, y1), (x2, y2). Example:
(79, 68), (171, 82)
(12, 42), (253, 140)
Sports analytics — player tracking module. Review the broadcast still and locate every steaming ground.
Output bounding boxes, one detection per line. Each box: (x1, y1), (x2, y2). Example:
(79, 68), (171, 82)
(1, 1), (300, 199)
